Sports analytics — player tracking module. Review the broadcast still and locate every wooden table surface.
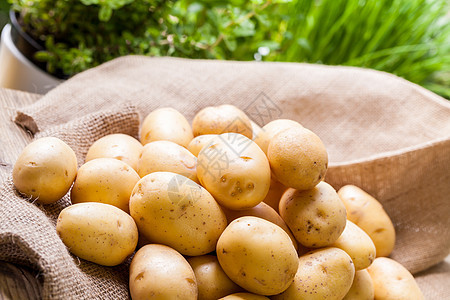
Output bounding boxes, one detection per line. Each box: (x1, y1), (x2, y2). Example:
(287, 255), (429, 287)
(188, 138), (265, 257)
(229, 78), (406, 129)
(0, 87), (449, 299)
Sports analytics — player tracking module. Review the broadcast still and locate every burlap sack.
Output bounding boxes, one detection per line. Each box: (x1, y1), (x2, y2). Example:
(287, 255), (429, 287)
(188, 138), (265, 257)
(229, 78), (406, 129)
(1, 56), (449, 299)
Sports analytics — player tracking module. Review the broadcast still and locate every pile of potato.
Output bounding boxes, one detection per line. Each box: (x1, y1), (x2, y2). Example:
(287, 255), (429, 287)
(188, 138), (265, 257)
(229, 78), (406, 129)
(12, 104), (424, 299)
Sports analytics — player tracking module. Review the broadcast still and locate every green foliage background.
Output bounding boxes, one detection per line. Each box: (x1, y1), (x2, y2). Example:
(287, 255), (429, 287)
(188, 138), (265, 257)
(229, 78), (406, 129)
(4, 0), (450, 98)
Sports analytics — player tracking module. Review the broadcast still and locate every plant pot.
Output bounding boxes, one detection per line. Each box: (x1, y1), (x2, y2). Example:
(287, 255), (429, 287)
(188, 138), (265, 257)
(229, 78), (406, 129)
(0, 11), (62, 94)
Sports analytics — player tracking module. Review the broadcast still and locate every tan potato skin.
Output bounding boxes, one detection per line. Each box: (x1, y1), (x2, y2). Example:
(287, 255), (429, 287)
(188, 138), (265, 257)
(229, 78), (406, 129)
(220, 293), (269, 300)
(137, 140), (198, 182)
(262, 178), (287, 213)
(250, 121), (263, 141)
(367, 257), (424, 300)
(70, 158), (140, 213)
(140, 107), (194, 147)
(129, 172), (227, 256)
(85, 133), (143, 171)
(192, 105), (253, 138)
(56, 202), (138, 266)
(129, 244), (197, 300)
(343, 269), (374, 300)
(221, 201), (300, 251)
(268, 126), (328, 191)
(331, 220), (376, 271)
(253, 119), (303, 155)
(272, 247), (355, 300)
(197, 133), (271, 210)
(13, 137), (77, 204)
(216, 216), (299, 296)
(338, 185), (396, 257)
(187, 255), (242, 300)
(187, 134), (218, 157)
(279, 182), (347, 248)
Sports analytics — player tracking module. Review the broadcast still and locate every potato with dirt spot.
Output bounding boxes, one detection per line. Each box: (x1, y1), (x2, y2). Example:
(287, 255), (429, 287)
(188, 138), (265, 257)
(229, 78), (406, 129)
(56, 202), (138, 266)
(367, 257), (424, 300)
(343, 269), (374, 300)
(137, 140), (198, 182)
(192, 105), (253, 138)
(129, 172), (227, 256)
(70, 158), (140, 213)
(197, 133), (271, 210)
(187, 255), (242, 300)
(13, 137), (77, 204)
(253, 119), (303, 155)
(220, 292), (269, 300)
(338, 185), (396, 257)
(140, 107), (194, 147)
(272, 247), (355, 300)
(279, 181), (347, 248)
(187, 134), (218, 157)
(216, 216), (299, 296)
(130, 244), (197, 300)
(331, 220), (376, 271)
(268, 126), (328, 191)
(85, 133), (143, 171)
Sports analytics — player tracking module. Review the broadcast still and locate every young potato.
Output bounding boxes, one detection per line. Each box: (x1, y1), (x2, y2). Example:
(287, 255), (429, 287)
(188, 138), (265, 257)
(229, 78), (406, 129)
(338, 185), (396, 257)
(331, 220), (376, 271)
(13, 137), (77, 204)
(197, 133), (271, 210)
(187, 255), (242, 300)
(71, 158), (140, 213)
(187, 134), (218, 157)
(262, 177), (287, 213)
(192, 105), (253, 139)
(268, 126), (328, 191)
(253, 119), (303, 155)
(220, 293), (269, 300)
(129, 172), (227, 256)
(367, 257), (424, 300)
(343, 269), (374, 300)
(272, 247), (355, 300)
(216, 216), (299, 296)
(84, 133), (143, 171)
(140, 107), (194, 147)
(56, 202), (138, 266)
(130, 244), (197, 300)
(221, 201), (300, 251)
(250, 120), (262, 141)
(279, 182), (347, 248)
(137, 140), (198, 182)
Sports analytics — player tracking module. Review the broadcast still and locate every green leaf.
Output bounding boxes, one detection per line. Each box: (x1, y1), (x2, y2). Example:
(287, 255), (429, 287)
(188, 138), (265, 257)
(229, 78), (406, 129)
(98, 5), (113, 22)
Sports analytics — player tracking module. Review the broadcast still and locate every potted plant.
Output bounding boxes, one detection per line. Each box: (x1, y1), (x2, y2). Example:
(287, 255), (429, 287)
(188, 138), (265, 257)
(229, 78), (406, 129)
(0, 0), (283, 94)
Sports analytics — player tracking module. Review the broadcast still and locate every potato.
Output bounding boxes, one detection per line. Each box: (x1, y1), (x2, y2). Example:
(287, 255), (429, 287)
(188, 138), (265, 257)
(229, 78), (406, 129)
(221, 201), (300, 251)
(220, 293), (269, 300)
(250, 121), (263, 141)
(70, 158), (140, 213)
(192, 105), (252, 138)
(140, 107), (193, 147)
(279, 181), (347, 248)
(56, 202), (138, 266)
(187, 255), (242, 300)
(216, 216), (299, 296)
(272, 247), (355, 300)
(187, 134), (218, 157)
(130, 244), (197, 300)
(137, 140), (198, 182)
(338, 185), (396, 257)
(262, 178), (287, 213)
(343, 269), (374, 300)
(197, 133), (271, 210)
(367, 257), (424, 300)
(253, 119), (303, 154)
(129, 172), (227, 256)
(12, 137), (77, 204)
(85, 133), (143, 171)
(331, 220), (376, 270)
